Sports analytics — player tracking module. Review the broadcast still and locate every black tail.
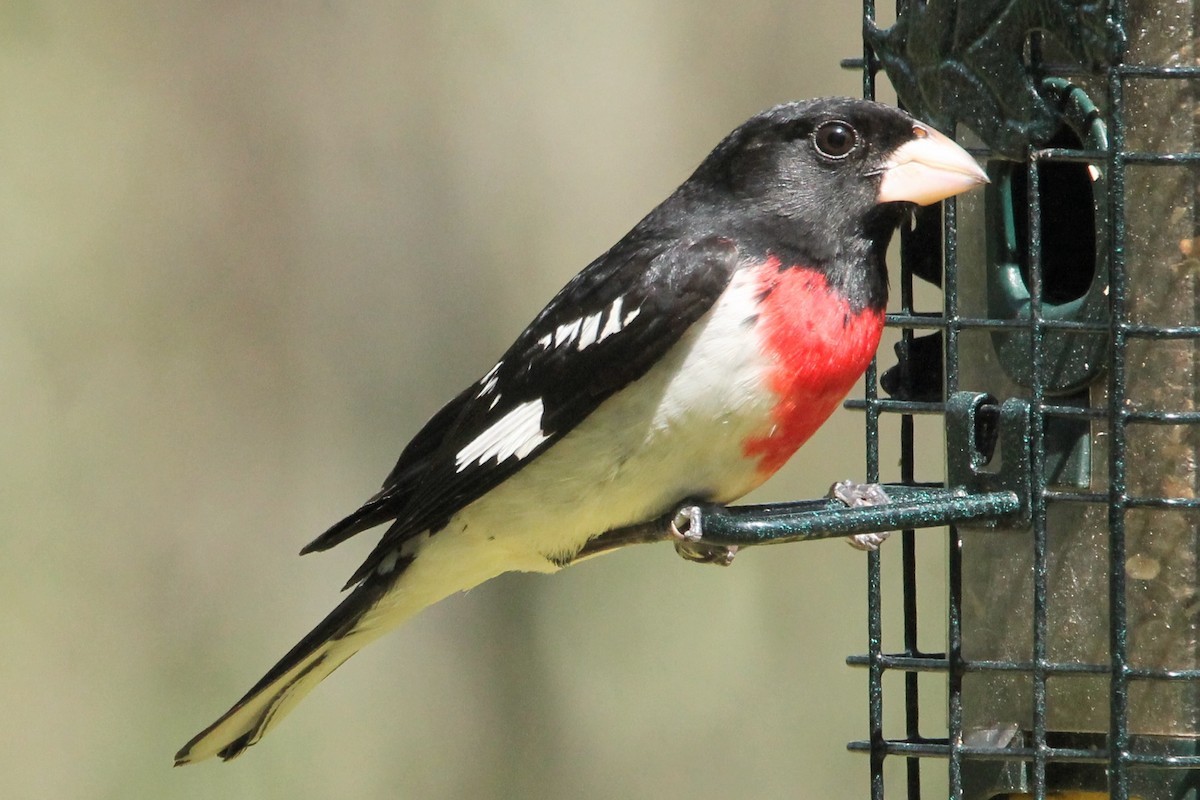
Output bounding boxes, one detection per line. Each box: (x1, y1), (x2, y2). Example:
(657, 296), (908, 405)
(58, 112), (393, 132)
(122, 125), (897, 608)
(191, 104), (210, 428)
(174, 569), (402, 764)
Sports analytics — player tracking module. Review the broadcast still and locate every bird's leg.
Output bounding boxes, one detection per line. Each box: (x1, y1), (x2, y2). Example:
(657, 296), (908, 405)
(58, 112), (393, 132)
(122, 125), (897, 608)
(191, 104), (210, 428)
(669, 504), (738, 566)
(830, 479), (893, 551)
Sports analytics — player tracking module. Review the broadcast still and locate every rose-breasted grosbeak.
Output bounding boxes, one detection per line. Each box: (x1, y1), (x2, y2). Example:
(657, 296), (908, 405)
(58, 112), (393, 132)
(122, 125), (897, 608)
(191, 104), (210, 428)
(176, 97), (986, 764)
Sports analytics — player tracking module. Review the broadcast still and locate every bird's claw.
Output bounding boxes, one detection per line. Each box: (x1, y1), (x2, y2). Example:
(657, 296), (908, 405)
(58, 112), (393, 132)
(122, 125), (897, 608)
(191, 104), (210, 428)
(829, 479), (893, 551)
(669, 505), (738, 566)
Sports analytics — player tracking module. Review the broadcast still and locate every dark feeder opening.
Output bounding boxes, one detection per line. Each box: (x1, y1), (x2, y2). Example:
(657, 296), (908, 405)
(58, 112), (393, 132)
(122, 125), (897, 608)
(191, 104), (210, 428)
(984, 78), (1109, 488)
(1009, 125), (1097, 305)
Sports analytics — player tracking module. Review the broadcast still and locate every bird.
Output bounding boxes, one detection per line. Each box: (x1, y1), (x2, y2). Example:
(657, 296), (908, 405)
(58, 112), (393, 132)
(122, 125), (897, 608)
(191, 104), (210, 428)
(175, 97), (986, 764)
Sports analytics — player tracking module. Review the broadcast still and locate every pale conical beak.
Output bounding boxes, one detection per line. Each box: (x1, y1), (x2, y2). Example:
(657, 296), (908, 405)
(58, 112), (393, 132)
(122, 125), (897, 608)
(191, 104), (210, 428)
(876, 123), (988, 206)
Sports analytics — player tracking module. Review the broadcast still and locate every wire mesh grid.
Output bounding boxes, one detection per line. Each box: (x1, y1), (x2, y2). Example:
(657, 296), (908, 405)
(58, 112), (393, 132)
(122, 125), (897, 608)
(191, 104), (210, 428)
(848, 1), (1200, 798)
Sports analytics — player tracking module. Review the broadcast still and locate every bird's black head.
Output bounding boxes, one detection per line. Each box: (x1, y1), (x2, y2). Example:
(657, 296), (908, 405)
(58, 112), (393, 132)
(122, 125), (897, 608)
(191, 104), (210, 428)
(674, 97), (987, 309)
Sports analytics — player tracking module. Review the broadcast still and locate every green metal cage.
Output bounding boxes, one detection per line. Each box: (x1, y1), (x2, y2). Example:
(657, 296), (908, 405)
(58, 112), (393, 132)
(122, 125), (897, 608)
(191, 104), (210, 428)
(846, 2), (1200, 798)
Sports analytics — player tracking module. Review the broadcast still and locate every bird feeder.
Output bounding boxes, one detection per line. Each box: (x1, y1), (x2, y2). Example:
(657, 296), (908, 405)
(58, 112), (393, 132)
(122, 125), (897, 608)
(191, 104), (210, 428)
(850, 1), (1200, 798)
(603, 3), (1196, 798)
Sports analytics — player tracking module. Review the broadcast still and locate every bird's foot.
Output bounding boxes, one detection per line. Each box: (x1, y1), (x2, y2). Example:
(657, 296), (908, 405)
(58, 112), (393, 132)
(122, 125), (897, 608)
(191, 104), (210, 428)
(669, 504), (738, 566)
(829, 479), (893, 551)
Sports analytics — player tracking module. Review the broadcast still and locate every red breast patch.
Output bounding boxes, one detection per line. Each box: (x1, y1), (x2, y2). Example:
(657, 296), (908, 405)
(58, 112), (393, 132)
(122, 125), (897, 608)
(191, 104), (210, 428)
(743, 258), (885, 475)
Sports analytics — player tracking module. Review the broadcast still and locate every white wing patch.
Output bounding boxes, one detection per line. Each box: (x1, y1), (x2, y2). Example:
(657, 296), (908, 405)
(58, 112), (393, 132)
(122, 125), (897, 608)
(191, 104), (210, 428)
(476, 361), (502, 398)
(454, 399), (549, 472)
(555, 318), (583, 347)
(597, 296), (626, 343)
(535, 295), (644, 356)
(577, 311), (604, 350)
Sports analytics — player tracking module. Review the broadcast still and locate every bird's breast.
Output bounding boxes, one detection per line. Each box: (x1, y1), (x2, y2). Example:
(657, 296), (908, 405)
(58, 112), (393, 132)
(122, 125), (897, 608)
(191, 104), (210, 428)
(743, 258), (885, 475)
(448, 261), (884, 564)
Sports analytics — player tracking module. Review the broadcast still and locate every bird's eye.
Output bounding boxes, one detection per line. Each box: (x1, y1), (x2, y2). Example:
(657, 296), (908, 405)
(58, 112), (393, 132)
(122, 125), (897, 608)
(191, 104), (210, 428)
(813, 121), (858, 159)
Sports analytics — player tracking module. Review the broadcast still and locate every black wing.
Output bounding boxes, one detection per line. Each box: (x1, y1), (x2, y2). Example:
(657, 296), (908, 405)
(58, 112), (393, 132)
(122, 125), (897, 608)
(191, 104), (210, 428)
(305, 235), (740, 585)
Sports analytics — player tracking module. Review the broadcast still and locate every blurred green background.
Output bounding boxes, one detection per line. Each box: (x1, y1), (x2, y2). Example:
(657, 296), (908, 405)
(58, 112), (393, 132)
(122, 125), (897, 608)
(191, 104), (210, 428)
(3, 2), (948, 798)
